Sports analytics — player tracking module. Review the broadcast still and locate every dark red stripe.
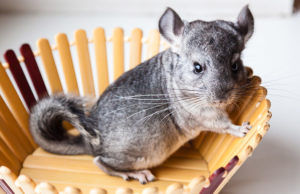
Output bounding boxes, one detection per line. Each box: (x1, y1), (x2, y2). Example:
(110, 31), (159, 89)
(200, 156), (239, 194)
(0, 179), (14, 194)
(225, 155), (239, 172)
(4, 49), (36, 110)
(20, 44), (48, 99)
(200, 168), (226, 194)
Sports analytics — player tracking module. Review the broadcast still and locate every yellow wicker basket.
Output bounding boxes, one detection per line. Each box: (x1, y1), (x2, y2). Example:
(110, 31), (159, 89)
(0, 27), (271, 194)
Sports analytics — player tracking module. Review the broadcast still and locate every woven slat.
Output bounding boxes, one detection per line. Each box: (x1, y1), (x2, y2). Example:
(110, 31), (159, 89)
(0, 62), (36, 148)
(93, 27), (109, 95)
(129, 28), (143, 69)
(37, 38), (63, 93)
(112, 28), (124, 80)
(20, 44), (48, 99)
(56, 33), (79, 94)
(75, 29), (95, 96)
(4, 50), (36, 109)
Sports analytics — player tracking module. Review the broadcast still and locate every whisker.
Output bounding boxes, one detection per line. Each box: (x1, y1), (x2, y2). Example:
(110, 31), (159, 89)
(112, 93), (204, 102)
(126, 96), (203, 120)
(133, 106), (172, 126)
(159, 97), (205, 127)
(126, 103), (168, 119)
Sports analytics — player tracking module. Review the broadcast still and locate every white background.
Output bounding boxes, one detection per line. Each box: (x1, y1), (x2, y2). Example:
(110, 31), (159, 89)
(0, 0), (299, 194)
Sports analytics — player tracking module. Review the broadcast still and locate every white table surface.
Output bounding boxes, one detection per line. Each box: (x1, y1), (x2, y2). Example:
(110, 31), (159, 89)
(0, 12), (299, 194)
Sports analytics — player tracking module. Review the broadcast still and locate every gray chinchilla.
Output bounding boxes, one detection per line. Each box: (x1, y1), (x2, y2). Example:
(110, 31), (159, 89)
(30, 5), (255, 184)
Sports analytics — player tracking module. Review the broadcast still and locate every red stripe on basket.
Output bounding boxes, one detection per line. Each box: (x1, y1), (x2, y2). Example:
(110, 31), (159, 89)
(200, 167), (226, 194)
(0, 179), (14, 194)
(20, 44), (48, 99)
(200, 156), (239, 194)
(4, 49), (36, 110)
(225, 155), (239, 172)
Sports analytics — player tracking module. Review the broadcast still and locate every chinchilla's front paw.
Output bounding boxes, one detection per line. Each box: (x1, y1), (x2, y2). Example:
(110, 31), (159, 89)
(239, 122), (252, 135)
(227, 122), (252, 137)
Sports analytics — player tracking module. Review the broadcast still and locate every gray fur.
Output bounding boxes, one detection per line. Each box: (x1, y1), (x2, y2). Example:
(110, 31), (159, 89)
(30, 94), (100, 155)
(30, 5), (255, 184)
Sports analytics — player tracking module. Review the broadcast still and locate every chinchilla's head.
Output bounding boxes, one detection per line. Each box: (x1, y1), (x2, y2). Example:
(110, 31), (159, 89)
(159, 6), (254, 108)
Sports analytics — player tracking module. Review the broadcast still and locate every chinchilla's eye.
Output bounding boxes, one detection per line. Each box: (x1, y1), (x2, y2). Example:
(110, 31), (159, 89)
(231, 63), (239, 72)
(193, 62), (203, 74)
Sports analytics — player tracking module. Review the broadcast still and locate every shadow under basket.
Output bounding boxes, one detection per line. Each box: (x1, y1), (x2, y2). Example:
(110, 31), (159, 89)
(0, 27), (271, 194)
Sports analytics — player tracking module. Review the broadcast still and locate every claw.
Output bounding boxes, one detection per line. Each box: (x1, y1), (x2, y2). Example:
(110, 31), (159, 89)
(227, 122), (252, 137)
(122, 176), (130, 181)
(123, 170), (156, 184)
(141, 170), (156, 182)
(241, 121), (252, 133)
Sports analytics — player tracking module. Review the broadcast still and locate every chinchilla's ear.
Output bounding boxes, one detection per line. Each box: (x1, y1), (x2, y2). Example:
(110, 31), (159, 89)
(159, 7), (184, 47)
(236, 5), (254, 43)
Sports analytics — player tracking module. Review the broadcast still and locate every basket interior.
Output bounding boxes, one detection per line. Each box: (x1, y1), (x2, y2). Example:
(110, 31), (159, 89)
(20, 144), (208, 193)
(0, 28), (271, 194)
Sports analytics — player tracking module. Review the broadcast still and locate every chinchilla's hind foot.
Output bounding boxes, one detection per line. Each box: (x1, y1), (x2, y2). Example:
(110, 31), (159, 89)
(121, 169), (156, 184)
(93, 156), (156, 184)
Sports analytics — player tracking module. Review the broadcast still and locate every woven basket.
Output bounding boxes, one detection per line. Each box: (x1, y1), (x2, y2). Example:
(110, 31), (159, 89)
(0, 27), (271, 194)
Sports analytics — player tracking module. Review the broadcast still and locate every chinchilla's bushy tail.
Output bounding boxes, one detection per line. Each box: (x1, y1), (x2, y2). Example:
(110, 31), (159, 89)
(30, 94), (98, 155)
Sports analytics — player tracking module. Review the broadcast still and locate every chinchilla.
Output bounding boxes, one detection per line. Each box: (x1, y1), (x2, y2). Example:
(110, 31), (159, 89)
(30, 5), (255, 184)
